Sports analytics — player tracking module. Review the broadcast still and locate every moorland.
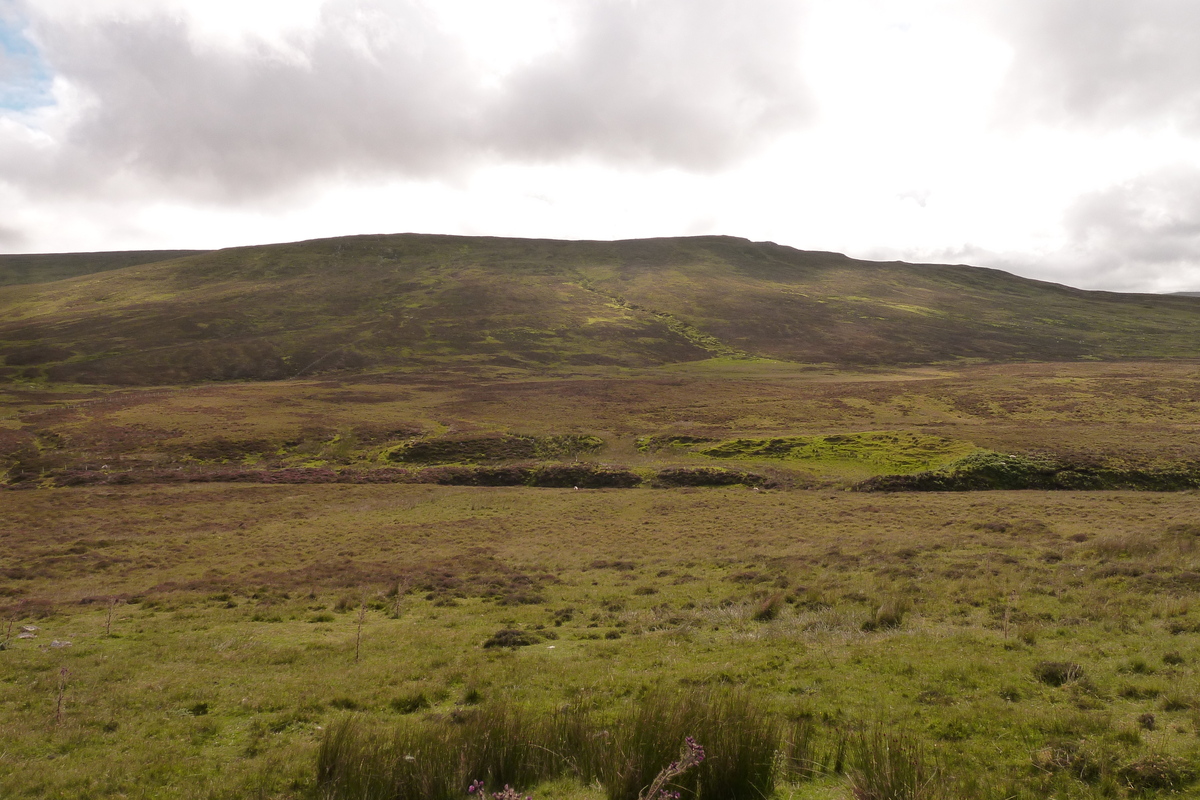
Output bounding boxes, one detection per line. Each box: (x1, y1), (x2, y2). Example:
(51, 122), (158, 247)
(2, 234), (1200, 800)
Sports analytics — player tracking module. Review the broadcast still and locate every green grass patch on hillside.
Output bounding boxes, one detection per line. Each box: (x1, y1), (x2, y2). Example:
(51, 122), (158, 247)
(687, 431), (980, 476)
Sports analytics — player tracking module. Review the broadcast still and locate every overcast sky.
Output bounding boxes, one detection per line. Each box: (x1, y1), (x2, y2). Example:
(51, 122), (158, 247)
(2, 0), (1200, 292)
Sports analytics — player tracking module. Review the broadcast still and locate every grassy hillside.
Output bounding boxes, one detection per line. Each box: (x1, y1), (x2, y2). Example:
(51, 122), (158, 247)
(0, 249), (208, 287)
(1, 233), (1199, 384)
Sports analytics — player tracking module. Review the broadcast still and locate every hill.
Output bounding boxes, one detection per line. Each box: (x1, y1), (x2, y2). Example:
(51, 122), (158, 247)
(0, 249), (209, 287)
(1, 233), (1199, 384)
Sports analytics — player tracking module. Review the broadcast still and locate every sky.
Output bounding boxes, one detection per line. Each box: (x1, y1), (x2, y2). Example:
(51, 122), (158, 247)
(2, 1), (1200, 292)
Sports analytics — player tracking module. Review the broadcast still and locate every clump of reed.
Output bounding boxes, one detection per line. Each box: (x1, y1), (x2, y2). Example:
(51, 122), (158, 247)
(316, 688), (937, 800)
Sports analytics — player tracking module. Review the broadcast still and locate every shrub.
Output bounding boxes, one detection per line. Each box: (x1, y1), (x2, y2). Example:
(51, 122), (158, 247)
(863, 600), (909, 632)
(1162, 693), (1193, 712)
(1030, 739), (1116, 784)
(390, 692), (430, 714)
(1033, 661), (1084, 687)
(1118, 754), (1196, 793)
(482, 629), (541, 649)
(751, 593), (785, 622)
(334, 594), (360, 613)
(652, 468), (769, 488)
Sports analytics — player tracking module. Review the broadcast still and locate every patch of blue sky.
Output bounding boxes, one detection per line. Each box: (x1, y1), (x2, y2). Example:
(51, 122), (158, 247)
(0, 17), (54, 112)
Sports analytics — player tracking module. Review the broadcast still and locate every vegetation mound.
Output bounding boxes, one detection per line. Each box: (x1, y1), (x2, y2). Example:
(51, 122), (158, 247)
(694, 431), (977, 474)
(651, 467), (772, 488)
(856, 451), (1200, 492)
(385, 434), (603, 464)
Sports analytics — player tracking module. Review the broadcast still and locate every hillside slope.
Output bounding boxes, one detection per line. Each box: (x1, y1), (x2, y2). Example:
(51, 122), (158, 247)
(0, 249), (209, 287)
(1, 233), (1198, 384)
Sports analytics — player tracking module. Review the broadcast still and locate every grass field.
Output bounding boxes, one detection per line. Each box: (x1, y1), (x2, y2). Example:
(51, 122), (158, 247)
(2, 361), (1200, 798)
(2, 483), (1199, 798)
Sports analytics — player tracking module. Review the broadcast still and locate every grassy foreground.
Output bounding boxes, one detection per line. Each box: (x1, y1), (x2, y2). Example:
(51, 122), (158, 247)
(2, 483), (1199, 798)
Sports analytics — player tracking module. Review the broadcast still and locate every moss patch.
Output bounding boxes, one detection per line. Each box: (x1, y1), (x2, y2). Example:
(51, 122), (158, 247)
(692, 431), (978, 475)
(857, 451), (1200, 492)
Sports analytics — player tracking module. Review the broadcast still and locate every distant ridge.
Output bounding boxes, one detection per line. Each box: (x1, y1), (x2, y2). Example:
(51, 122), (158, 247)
(2, 233), (1200, 385)
(0, 249), (209, 287)
(1170, 291), (1200, 297)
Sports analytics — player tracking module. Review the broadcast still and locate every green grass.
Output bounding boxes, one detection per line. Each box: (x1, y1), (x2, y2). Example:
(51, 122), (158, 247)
(686, 431), (979, 477)
(3, 483), (1200, 798)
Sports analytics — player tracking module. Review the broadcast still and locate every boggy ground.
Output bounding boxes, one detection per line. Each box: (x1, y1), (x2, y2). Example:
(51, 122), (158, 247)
(2, 483), (1199, 799)
(4, 359), (1200, 487)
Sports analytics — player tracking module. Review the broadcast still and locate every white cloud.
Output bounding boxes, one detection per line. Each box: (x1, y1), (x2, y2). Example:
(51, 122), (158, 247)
(986, 0), (1200, 131)
(3, 0), (1200, 293)
(2, 0), (810, 203)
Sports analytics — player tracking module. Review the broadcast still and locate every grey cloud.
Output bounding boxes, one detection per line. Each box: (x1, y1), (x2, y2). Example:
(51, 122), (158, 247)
(494, 0), (809, 167)
(988, 0), (1200, 129)
(0, 221), (26, 249)
(5, 0), (810, 201)
(990, 168), (1200, 292)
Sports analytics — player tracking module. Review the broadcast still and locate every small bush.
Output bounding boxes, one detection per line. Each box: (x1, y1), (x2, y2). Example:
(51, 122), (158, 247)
(1118, 683), (1161, 700)
(1162, 693), (1193, 712)
(1030, 739), (1115, 783)
(482, 629), (541, 649)
(1118, 754), (1196, 793)
(863, 600), (909, 632)
(1034, 661), (1084, 687)
(1119, 656), (1154, 675)
(390, 692), (430, 714)
(333, 594), (360, 613)
(751, 593), (785, 622)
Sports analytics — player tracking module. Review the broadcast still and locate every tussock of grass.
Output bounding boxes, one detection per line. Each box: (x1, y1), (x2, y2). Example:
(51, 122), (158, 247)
(848, 726), (942, 800)
(317, 692), (785, 800)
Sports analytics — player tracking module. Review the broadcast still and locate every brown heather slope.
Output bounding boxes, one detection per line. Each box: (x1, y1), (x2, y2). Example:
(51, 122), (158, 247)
(1, 233), (1199, 385)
